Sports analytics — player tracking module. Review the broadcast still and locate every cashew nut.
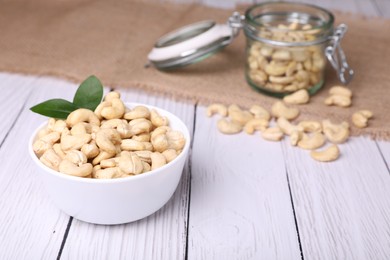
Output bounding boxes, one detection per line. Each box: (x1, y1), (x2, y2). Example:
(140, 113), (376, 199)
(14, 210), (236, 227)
(134, 150), (152, 163)
(94, 101), (111, 120)
(217, 118), (243, 134)
(249, 105), (271, 121)
(53, 143), (66, 159)
(70, 122), (93, 136)
(151, 133), (169, 152)
(104, 91), (121, 101)
(121, 139), (145, 151)
(37, 127), (51, 139)
(206, 103), (228, 117)
(322, 119), (349, 144)
(124, 106), (151, 120)
(33, 131), (61, 157)
(265, 62), (287, 76)
(162, 149), (178, 163)
(271, 101), (300, 120)
(272, 50), (291, 61)
(119, 151), (143, 175)
(244, 118), (269, 134)
(151, 152), (167, 170)
(329, 86), (352, 98)
(129, 118), (153, 135)
(40, 149), (62, 171)
(142, 142), (153, 151)
(261, 127), (284, 141)
(101, 119), (132, 138)
(132, 133), (150, 142)
(352, 110), (373, 128)
(100, 157), (120, 168)
(324, 95), (352, 107)
(166, 130), (186, 151)
(297, 132), (326, 150)
(67, 108), (100, 127)
(60, 130), (91, 151)
(142, 161), (151, 173)
(59, 159), (93, 177)
(283, 89), (310, 105)
(64, 150), (87, 166)
(50, 120), (67, 133)
(310, 144), (340, 162)
(95, 129), (121, 154)
(92, 150), (115, 165)
(150, 126), (171, 140)
(290, 130), (303, 146)
(40, 132), (61, 144)
(228, 107), (253, 126)
(298, 120), (322, 133)
(94, 167), (125, 179)
(150, 109), (169, 127)
(81, 142), (100, 159)
(101, 98), (125, 119)
(277, 117), (303, 135)
(227, 104), (241, 114)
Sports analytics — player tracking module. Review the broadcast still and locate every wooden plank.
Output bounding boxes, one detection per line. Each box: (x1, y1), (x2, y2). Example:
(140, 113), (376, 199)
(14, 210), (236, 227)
(353, 0), (381, 16)
(60, 89), (194, 260)
(0, 75), (78, 259)
(377, 141), (390, 170)
(373, 0), (390, 17)
(187, 106), (301, 259)
(0, 73), (35, 144)
(283, 137), (390, 259)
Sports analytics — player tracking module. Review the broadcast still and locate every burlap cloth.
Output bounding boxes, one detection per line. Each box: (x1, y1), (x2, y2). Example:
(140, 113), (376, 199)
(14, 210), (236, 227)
(0, 0), (389, 139)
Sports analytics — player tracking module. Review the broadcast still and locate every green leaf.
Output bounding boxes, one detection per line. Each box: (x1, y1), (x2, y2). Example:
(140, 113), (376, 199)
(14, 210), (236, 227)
(30, 99), (80, 119)
(73, 75), (103, 111)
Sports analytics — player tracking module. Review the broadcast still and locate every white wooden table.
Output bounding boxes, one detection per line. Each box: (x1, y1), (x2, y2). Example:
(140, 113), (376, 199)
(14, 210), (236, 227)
(1, 1), (390, 259)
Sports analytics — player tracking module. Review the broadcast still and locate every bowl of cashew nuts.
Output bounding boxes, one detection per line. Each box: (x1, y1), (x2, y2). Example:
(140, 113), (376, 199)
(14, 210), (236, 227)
(29, 93), (190, 225)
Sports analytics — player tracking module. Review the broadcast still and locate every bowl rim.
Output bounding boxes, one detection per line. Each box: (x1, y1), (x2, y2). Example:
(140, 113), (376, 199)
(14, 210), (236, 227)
(28, 102), (191, 184)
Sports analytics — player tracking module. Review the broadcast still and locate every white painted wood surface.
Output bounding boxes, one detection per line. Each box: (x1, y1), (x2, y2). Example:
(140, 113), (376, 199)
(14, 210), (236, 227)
(282, 138), (390, 259)
(0, 75), (77, 259)
(1, 0), (390, 259)
(188, 106), (301, 260)
(0, 74), (34, 144)
(377, 140), (390, 170)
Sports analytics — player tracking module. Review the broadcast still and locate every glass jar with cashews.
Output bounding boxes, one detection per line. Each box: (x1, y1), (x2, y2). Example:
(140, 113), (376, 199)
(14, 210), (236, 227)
(148, 2), (353, 97)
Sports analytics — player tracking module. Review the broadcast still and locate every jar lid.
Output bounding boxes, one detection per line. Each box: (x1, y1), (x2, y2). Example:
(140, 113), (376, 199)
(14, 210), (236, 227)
(148, 20), (236, 70)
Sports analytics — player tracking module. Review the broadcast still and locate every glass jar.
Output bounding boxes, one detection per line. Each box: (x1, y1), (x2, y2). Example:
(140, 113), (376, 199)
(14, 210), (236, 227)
(148, 2), (353, 97)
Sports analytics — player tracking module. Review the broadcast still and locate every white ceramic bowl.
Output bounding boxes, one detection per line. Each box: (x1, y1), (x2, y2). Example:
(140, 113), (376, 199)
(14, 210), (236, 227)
(29, 103), (190, 225)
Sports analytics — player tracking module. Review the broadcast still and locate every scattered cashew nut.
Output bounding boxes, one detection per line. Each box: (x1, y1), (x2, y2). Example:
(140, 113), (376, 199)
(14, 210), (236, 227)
(206, 103), (228, 117)
(244, 118), (269, 134)
(217, 118), (243, 134)
(271, 101), (300, 120)
(261, 127), (284, 141)
(352, 110), (373, 128)
(297, 132), (326, 150)
(59, 159), (93, 177)
(310, 144), (340, 162)
(322, 120), (350, 144)
(283, 89), (310, 105)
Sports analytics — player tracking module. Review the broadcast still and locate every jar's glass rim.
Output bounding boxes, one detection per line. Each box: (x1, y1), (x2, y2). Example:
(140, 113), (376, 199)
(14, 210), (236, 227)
(245, 1), (335, 33)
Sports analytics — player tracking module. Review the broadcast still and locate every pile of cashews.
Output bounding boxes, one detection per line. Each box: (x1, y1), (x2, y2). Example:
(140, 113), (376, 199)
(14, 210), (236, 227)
(207, 86), (374, 162)
(248, 22), (326, 93)
(33, 91), (185, 179)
